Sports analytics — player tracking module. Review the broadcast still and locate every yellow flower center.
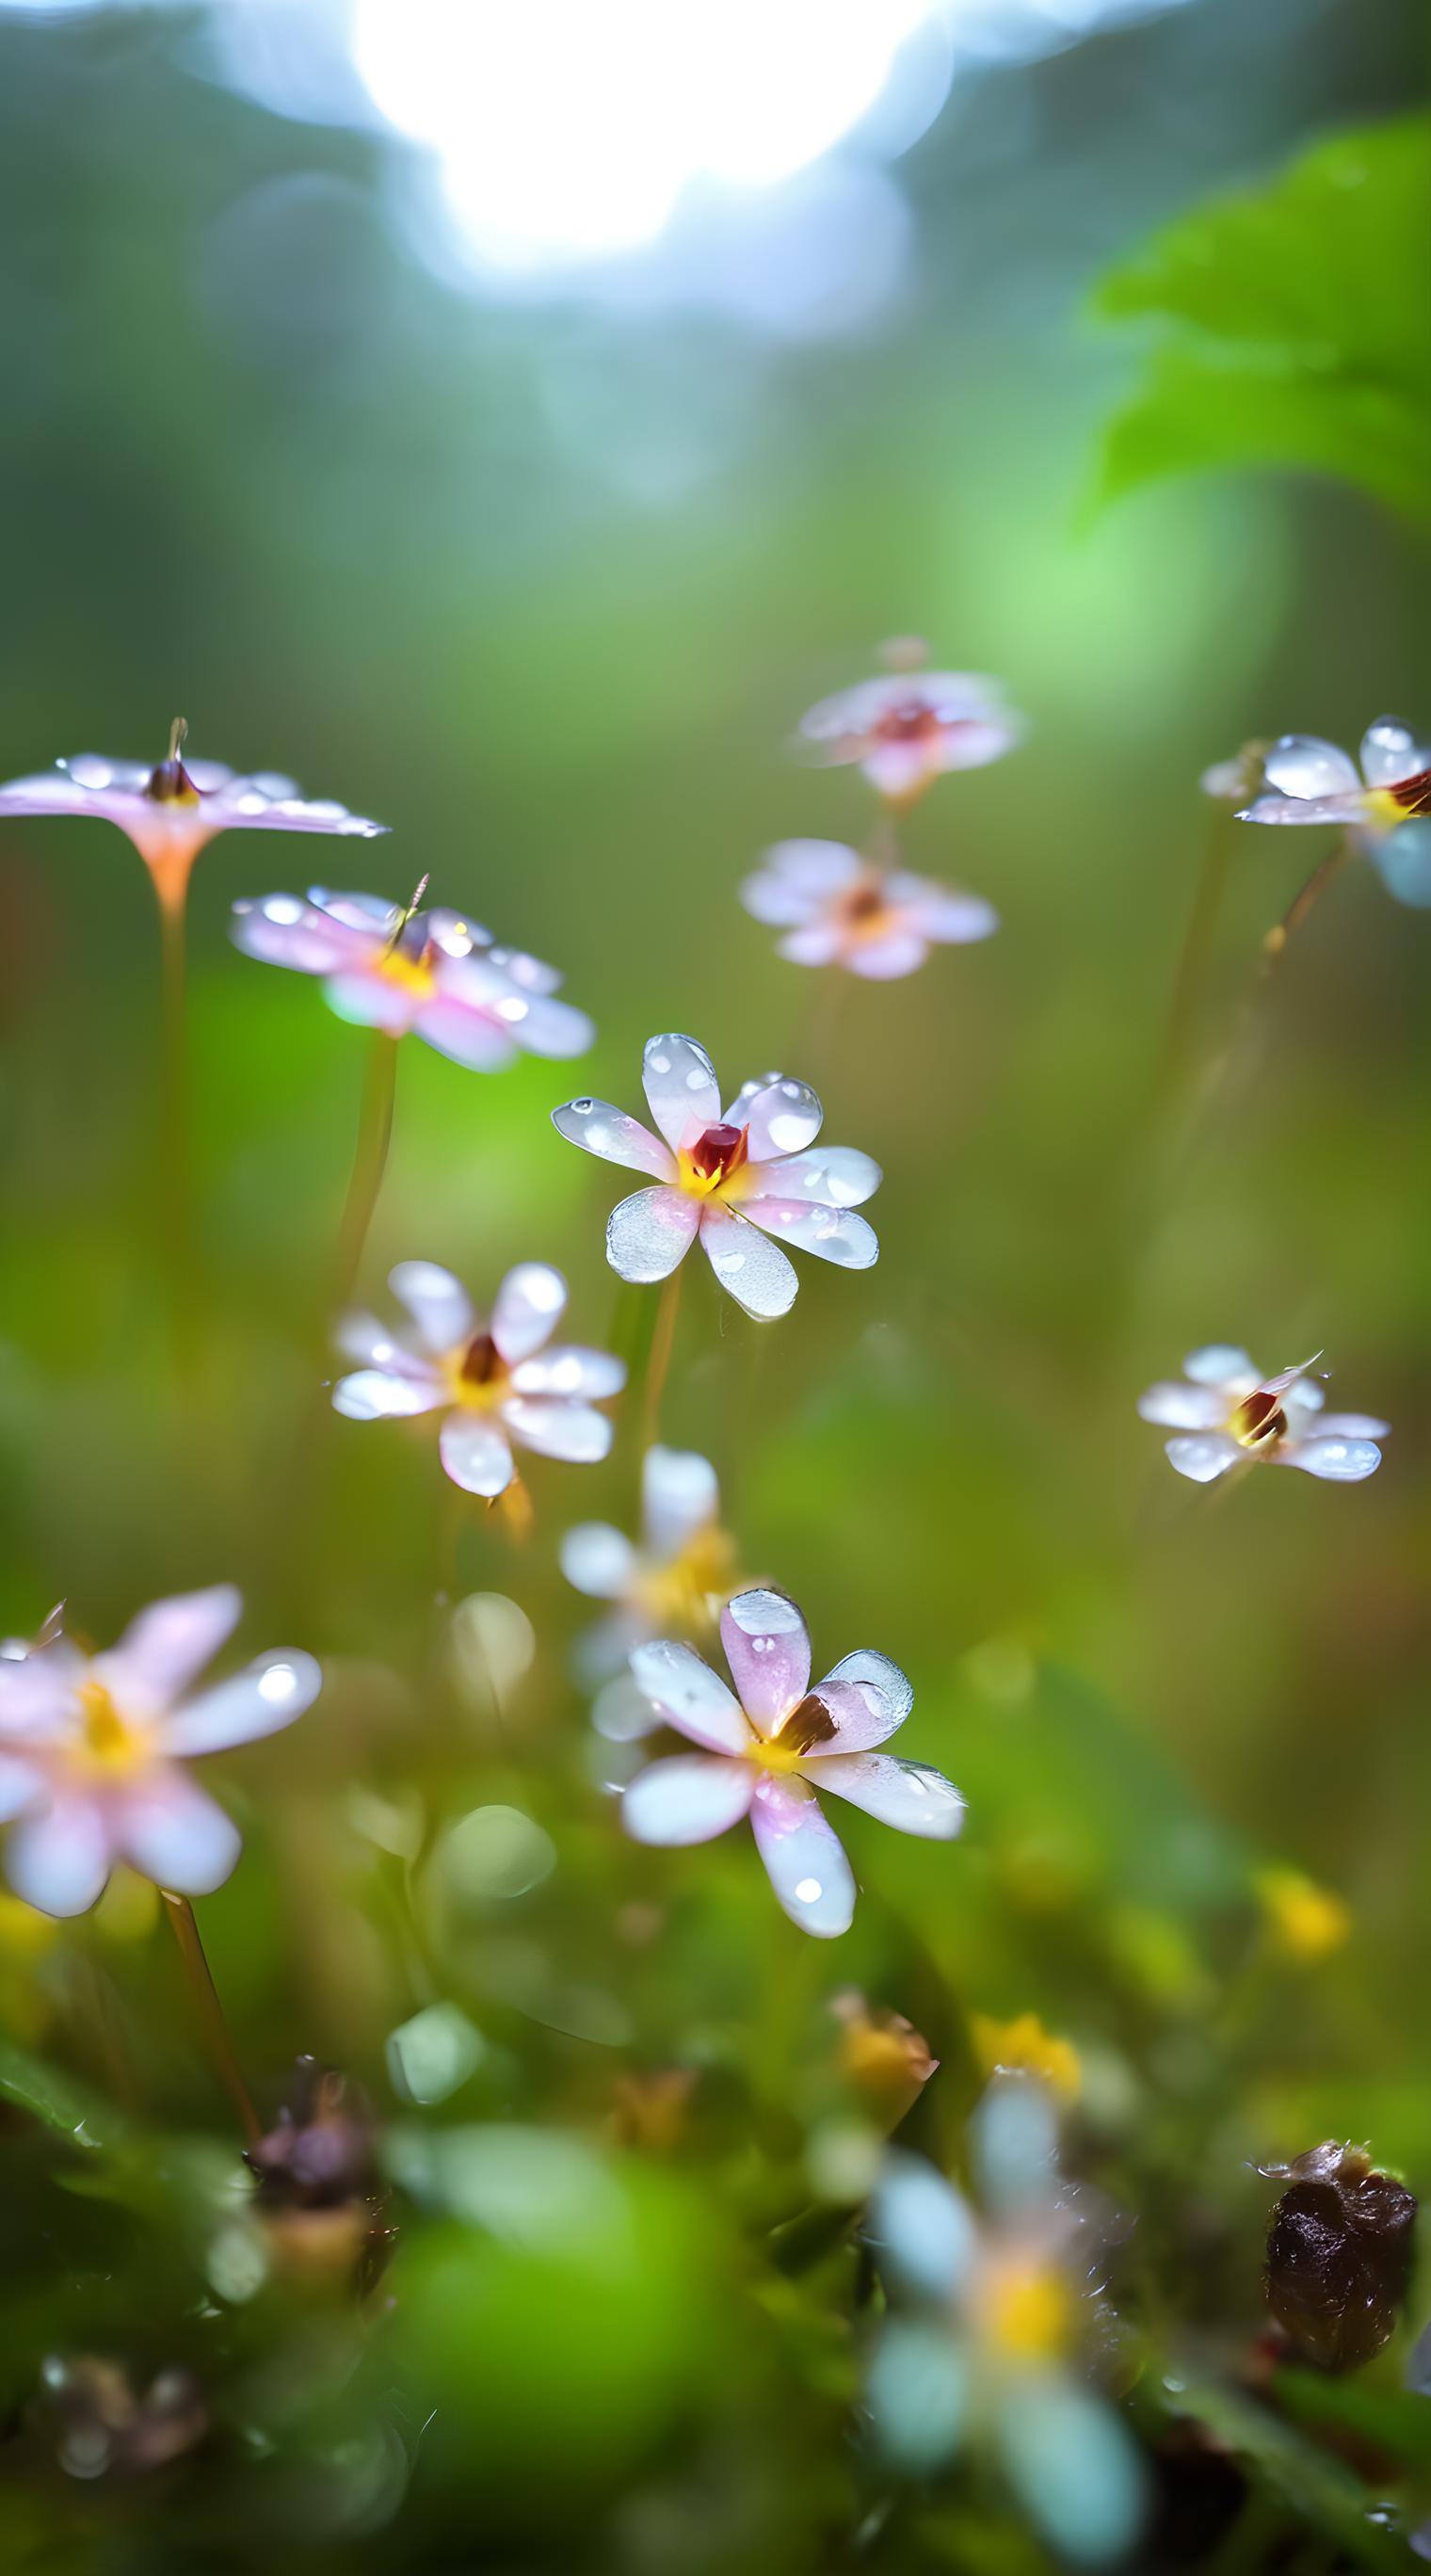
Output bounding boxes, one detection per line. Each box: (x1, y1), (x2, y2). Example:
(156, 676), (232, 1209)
(77, 1680), (146, 1772)
(441, 1331), (509, 1411)
(743, 1693), (838, 1771)
(978, 2255), (1072, 2363)
(634, 1527), (736, 1634)
(376, 941), (439, 1000)
(677, 1123), (749, 1200)
(1229, 1388), (1286, 1452)
(834, 875), (898, 945)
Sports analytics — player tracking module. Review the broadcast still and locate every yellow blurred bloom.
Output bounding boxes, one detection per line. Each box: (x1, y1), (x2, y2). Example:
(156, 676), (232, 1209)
(976, 2250), (1073, 2363)
(970, 2010), (1081, 2104)
(1256, 1866), (1351, 1964)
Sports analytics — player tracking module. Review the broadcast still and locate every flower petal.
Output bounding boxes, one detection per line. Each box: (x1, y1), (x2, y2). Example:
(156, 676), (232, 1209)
(748, 1773), (855, 1937)
(510, 1344), (625, 1400)
(490, 1262), (566, 1365)
(869, 2152), (978, 2300)
(995, 2381), (1149, 2569)
(439, 1416), (515, 1496)
(1136, 1381), (1227, 1430)
(560, 1523), (636, 1601)
(744, 1145), (881, 1210)
(6, 1796), (112, 1917)
(1370, 818), (1431, 907)
(502, 1396), (613, 1464)
(805, 1750), (965, 1840)
(898, 881), (1000, 945)
(1165, 1434), (1243, 1483)
(335, 1310), (426, 1371)
(641, 1034), (721, 1151)
(1279, 1436), (1382, 1481)
(720, 1589), (811, 1729)
(699, 1202), (797, 1319)
(504, 992), (594, 1061)
(729, 1075), (823, 1159)
(755, 838), (861, 901)
(847, 931), (932, 978)
(643, 1444), (718, 1560)
(389, 1260), (474, 1355)
(810, 1650), (912, 1747)
(1238, 792), (1362, 827)
(623, 1753), (753, 1845)
(607, 1185), (699, 1284)
(865, 2321), (970, 2473)
(323, 971), (414, 1035)
(0, 1752), (44, 1820)
(629, 1638), (749, 1753)
(333, 1367), (445, 1421)
(777, 923), (843, 967)
(229, 893), (372, 974)
(1314, 1411), (1391, 1440)
(161, 1650), (322, 1755)
(549, 1099), (677, 1180)
(739, 1199), (878, 1270)
(410, 996), (521, 1071)
(1360, 717), (1431, 789)
(1262, 734), (1361, 799)
(116, 1770), (242, 1895)
(1183, 1345), (1257, 1386)
(97, 1585), (243, 1714)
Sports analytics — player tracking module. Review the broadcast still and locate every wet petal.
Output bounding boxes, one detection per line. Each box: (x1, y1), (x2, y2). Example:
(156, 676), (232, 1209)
(699, 1202), (798, 1319)
(323, 970), (414, 1034)
(98, 1585), (242, 1713)
(1183, 1345), (1257, 1386)
(1238, 792), (1362, 827)
(1280, 1436), (1382, 1481)
(504, 991), (594, 1061)
(510, 1344), (625, 1401)
(721, 1589), (811, 1728)
(1262, 734), (1361, 799)
(439, 1416), (515, 1497)
(1360, 717), (1431, 788)
(306, 887), (400, 931)
(550, 1099), (676, 1180)
(629, 1638), (749, 1754)
(806, 1750), (965, 1840)
(490, 1262), (566, 1365)
(641, 1034), (721, 1151)
(410, 996), (521, 1071)
(643, 1444), (718, 1560)
(1166, 1434), (1242, 1483)
(389, 1260), (474, 1355)
(607, 1185), (700, 1283)
(559, 1522), (636, 1600)
(847, 930), (931, 978)
(740, 1199), (877, 1269)
(732, 1075), (823, 1159)
(1370, 818), (1431, 907)
(870, 2153), (977, 2300)
(229, 893), (370, 974)
(117, 1770), (242, 1896)
(745, 1145), (880, 1210)
(623, 1752), (753, 1845)
(866, 2321), (970, 2472)
(811, 1650), (913, 1746)
(1136, 1381), (1227, 1430)
(502, 1396), (613, 1464)
(332, 1367), (445, 1421)
(162, 1651), (322, 1755)
(335, 1310), (422, 1371)
(749, 1772), (855, 1937)
(6, 1796), (112, 1917)
(995, 2381), (1148, 2568)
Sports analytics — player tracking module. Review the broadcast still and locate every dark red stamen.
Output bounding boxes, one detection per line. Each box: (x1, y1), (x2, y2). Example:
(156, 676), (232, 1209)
(459, 1331), (503, 1386)
(688, 1122), (748, 1183)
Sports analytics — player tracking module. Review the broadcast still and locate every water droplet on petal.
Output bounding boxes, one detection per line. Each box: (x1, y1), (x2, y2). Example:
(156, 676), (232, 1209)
(795, 1876), (822, 1905)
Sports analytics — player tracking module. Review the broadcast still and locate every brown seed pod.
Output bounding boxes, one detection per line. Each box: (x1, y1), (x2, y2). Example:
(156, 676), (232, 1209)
(1262, 2142), (1416, 2373)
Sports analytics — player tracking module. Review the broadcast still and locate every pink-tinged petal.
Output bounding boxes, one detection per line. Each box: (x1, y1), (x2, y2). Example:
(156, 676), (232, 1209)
(698, 1202), (797, 1319)
(1238, 793), (1363, 827)
(332, 1367), (445, 1421)
(796, 672), (1005, 761)
(6, 1797), (113, 1917)
(510, 1344), (625, 1400)
(927, 715), (1021, 774)
(1361, 717), (1431, 788)
(742, 840), (860, 924)
(550, 1098), (676, 1180)
(161, 1650), (322, 1756)
(1314, 1411), (1391, 1440)
(607, 1185), (699, 1284)
(641, 1034), (721, 1151)
(502, 1395), (613, 1464)
(217, 793), (385, 840)
(847, 930), (931, 979)
(306, 887), (401, 931)
(809, 1650), (913, 1747)
(560, 1522), (636, 1600)
(1183, 1345), (1258, 1387)
(503, 991), (594, 1061)
(863, 740), (941, 799)
(745, 1144), (881, 1210)
(805, 1750), (964, 1840)
(0, 1650), (81, 1735)
(740, 1199), (878, 1270)
(229, 893), (373, 974)
(323, 971), (415, 1035)
(721, 1588), (811, 1729)
(623, 1753), (753, 1845)
(0, 1752), (44, 1820)
(749, 1773), (855, 1937)
(730, 1075), (823, 1159)
(629, 1638), (749, 1753)
(777, 924), (844, 967)
(439, 1415), (515, 1496)
(1166, 1434), (1243, 1483)
(410, 996), (521, 1071)
(116, 1770), (242, 1895)
(896, 881), (1000, 945)
(740, 870), (819, 929)
(643, 1444), (718, 1560)
(389, 1260), (474, 1355)
(1279, 1436), (1382, 1482)
(1136, 1381), (1227, 1430)
(1262, 735), (1360, 799)
(489, 1262), (566, 1366)
(97, 1585), (242, 1714)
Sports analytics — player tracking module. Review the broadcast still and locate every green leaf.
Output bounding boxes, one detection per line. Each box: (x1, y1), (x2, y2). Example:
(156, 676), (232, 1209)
(1088, 115), (1431, 530)
(0, 2034), (119, 2153)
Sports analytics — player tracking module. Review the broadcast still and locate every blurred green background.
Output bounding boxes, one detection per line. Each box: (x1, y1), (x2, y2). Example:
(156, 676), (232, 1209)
(0, 2), (1428, 2566)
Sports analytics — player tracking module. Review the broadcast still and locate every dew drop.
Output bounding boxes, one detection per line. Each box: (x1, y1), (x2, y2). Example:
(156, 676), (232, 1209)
(795, 1876), (822, 1905)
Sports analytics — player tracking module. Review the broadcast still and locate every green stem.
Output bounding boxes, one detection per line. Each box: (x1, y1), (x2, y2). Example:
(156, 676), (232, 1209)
(152, 858), (201, 1383)
(331, 1030), (399, 1314)
(1155, 803), (1236, 1103)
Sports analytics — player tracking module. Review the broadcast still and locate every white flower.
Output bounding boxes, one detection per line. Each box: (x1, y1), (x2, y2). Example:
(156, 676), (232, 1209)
(333, 1260), (624, 1496)
(0, 1588), (320, 1917)
(795, 668), (1023, 806)
(1237, 720), (1431, 834)
(740, 839), (997, 978)
(622, 1587), (963, 1939)
(553, 1034), (880, 1321)
(561, 1445), (735, 1691)
(1137, 1347), (1388, 1485)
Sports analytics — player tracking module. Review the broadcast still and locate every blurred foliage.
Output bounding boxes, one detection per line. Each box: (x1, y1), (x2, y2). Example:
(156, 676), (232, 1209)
(1091, 113), (1431, 528)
